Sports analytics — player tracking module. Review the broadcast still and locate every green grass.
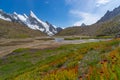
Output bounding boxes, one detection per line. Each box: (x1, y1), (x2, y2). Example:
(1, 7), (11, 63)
(13, 48), (30, 53)
(64, 37), (81, 40)
(0, 39), (120, 80)
(94, 36), (113, 39)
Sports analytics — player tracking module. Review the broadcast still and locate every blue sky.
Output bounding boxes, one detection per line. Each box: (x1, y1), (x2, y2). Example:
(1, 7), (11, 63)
(0, 0), (120, 28)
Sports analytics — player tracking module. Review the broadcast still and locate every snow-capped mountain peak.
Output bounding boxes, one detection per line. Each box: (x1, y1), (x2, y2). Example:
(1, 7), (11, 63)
(13, 12), (17, 15)
(13, 12), (27, 21)
(28, 11), (57, 35)
(23, 14), (28, 18)
(30, 11), (37, 19)
(0, 9), (61, 36)
(29, 11), (44, 23)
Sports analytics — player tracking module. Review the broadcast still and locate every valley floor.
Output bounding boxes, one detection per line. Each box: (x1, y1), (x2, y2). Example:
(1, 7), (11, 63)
(1, 37), (119, 80)
(0, 37), (110, 57)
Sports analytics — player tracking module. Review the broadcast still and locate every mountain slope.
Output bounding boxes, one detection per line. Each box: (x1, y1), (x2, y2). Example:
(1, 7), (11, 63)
(57, 14), (120, 36)
(95, 15), (120, 36)
(97, 5), (120, 23)
(56, 5), (120, 37)
(0, 19), (46, 38)
(0, 10), (59, 36)
(56, 27), (88, 36)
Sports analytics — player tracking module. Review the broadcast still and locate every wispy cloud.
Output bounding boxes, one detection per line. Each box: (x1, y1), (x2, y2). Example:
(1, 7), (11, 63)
(65, 0), (120, 26)
(96, 0), (111, 7)
(70, 10), (100, 26)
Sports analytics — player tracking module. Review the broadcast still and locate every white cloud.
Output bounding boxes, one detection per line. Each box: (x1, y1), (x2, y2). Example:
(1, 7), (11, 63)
(70, 10), (100, 26)
(96, 0), (111, 7)
(65, 0), (100, 26)
(65, 0), (120, 26)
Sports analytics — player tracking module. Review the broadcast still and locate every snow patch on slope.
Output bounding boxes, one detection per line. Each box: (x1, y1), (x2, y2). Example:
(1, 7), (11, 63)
(29, 11), (54, 35)
(0, 14), (11, 21)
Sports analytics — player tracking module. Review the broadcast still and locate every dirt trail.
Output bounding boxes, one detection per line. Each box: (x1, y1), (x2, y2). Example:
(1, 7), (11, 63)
(0, 39), (60, 57)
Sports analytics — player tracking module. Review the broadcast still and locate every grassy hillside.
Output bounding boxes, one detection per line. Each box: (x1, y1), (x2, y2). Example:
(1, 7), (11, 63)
(0, 39), (120, 80)
(56, 15), (120, 37)
(56, 27), (88, 36)
(0, 20), (46, 38)
(96, 15), (120, 36)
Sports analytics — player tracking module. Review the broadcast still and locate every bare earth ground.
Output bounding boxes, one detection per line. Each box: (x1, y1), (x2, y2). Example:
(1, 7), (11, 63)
(0, 37), (111, 57)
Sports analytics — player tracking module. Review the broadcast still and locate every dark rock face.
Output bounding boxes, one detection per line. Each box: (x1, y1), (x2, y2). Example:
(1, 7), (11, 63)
(46, 21), (57, 34)
(97, 6), (120, 23)
(28, 14), (46, 31)
(81, 23), (86, 27)
(56, 27), (63, 32)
